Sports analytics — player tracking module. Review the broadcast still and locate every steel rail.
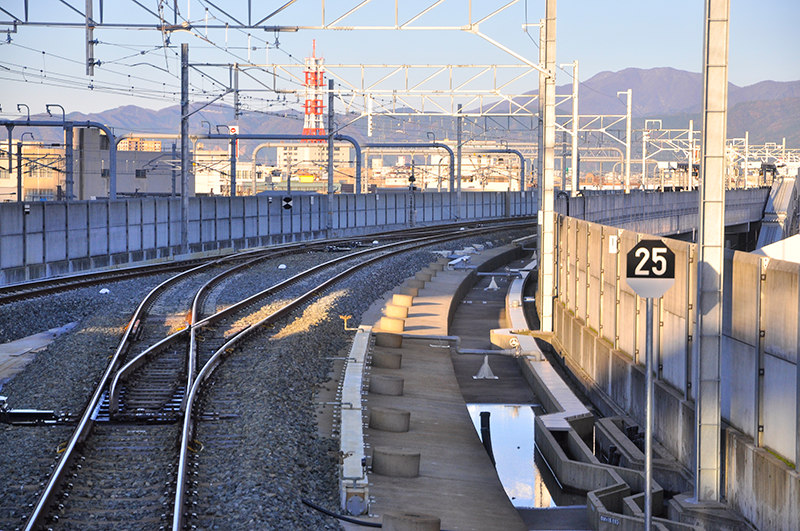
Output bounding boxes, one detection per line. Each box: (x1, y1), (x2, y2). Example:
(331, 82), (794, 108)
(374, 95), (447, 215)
(171, 223), (531, 529)
(21, 260), (214, 531)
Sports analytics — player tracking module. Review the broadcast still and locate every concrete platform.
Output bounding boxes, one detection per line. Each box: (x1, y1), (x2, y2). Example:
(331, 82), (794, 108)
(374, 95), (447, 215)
(352, 248), (528, 530)
(0, 322), (77, 389)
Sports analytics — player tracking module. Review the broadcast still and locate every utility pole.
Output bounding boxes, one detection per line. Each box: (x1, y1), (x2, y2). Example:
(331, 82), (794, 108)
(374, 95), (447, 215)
(537, 22), (545, 191)
(232, 63), (239, 197)
(571, 60), (579, 196)
(618, 89), (632, 193)
(695, 0), (730, 504)
(688, 120), (694, 190)
(16, 140), (23, 202)
(456, 103), (463, 220)
(65, 124), (74, 201)
(6, 124), (14, 201)
(327, 79), (334, 233)
(180, 43), (189, 254)
(85, 0), (95, 76)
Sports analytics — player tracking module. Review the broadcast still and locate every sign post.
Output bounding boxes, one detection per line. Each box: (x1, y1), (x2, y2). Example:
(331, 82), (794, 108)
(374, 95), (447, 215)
(625, 239), (675, 530)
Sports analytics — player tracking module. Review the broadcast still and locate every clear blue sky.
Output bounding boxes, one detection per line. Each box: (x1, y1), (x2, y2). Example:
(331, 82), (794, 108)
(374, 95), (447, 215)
(0, 0), (797, 117)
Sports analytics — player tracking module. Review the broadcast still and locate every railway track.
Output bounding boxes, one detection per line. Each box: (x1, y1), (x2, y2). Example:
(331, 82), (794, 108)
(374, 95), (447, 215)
(14, 221), (534, 531)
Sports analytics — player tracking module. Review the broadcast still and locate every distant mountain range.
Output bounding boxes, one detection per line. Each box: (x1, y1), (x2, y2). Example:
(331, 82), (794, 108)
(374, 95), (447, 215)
(18, 67), (800, 150)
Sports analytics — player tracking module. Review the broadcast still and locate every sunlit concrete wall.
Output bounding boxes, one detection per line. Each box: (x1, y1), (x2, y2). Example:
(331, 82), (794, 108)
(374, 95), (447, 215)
(550, 215), (799, 531)
(556, 188), (768, 236)
(0, 190), (536, 285)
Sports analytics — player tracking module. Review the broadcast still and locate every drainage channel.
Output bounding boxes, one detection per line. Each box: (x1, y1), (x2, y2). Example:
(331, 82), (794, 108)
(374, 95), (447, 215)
(467, 403), (588, 509)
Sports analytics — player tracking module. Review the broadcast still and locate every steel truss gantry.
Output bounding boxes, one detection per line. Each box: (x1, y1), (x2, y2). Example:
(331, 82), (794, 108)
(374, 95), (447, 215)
(2, 0), (548, 116)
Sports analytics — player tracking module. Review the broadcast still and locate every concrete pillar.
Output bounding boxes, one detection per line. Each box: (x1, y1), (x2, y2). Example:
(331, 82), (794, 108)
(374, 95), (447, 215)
(695, 0), (730, 503)
(385, 304), (409, 319)
(369, 407), (411, 432)
(369, 375), (404, 396)
(372, 351), (402, 369)
(393, 293), (414, 307)
(379, 317), (405, 334)
(399, 287), (419, 297)
(538, 0), (557, 333)
(372, 447), (420, 478)
(375, 333), (403, 349)
(382, 512), (440, 531)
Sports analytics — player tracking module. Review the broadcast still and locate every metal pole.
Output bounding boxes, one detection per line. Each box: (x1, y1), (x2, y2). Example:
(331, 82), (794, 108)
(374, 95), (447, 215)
(571, 60), (579, 196)
(538, 0), (557, 333)
(180, 43), (190, 254)
(688, 120), (694, 191)
(456, 103), (462, 220)
(537, 21), (545, 191)
(6, 124), (14, 201)
(643, 130), (648, 190)
(695, 0), (729, 503)
(17, 141), (23, 202)
(65, 123), (74, 201)
(230, 137), (237, 197)
(744, 131), (749, 188)
(327, 79), (334, 233)
(232, 63), (239, 197)
(620, 89), (632, 193)
(171, 143), (177, 198)
(645, 296), (654, 530)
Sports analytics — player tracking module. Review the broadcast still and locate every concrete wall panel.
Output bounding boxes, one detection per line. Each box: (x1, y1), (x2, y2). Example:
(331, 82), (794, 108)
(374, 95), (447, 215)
(763, 260), (800, 364)
(126, 201), (142, 252)
(0, 204), (23, 236)
(727, 252), (761, 345)
(576, 220), (589, 323)
(721, 335), (757, 438)
(566, 219), (578, 314)
(762, 354), (797, 460)
(587, 224), (602, 333)
(661, 311), (687, 391)
(44, 230), (67, 262)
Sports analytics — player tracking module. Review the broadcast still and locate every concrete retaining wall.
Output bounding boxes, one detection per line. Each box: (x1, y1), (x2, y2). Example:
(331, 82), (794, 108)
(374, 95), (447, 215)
(0, 190), (535, 285)
(550, 215), (799, 531)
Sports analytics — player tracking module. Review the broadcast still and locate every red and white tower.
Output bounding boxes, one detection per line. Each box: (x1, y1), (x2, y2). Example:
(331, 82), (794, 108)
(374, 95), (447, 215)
(302, 40), (325, 141)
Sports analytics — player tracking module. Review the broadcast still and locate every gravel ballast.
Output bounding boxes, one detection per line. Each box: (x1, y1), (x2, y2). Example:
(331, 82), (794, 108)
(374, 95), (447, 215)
(0, 228), (533, 530)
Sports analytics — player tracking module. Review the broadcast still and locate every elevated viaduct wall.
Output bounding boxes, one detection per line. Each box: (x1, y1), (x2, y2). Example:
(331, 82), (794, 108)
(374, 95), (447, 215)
(548, 215), (799, 531)
(0, 190), (534, 285)
(0, 188), (767, 286)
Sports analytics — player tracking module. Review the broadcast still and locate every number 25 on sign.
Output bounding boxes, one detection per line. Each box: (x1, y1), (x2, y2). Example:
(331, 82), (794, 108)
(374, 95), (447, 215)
(625, 240), (676, 299)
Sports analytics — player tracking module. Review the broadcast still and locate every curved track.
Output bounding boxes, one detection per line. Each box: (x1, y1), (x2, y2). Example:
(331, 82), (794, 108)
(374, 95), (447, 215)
(17, 221), (534, 531)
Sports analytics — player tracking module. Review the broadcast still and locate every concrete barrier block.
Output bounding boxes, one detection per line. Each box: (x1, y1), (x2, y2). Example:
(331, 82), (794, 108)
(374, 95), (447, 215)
(372, 350), (402, 368)
(399, 287), (419, 297)
(414, 272), (432, 282)
(420, 268), (437, 277)
(375, 333), (403, 349)
(379, 316), (405, 333)
(382, 512), (440, 531)
(406, 279), (426, 289)
(385, 304), (409, 319)
(429, 263), (444, 271)
(370, 375), (404, 396)
(369, 407), (411, 432)
(372, 447), (420, 478)
(392, 294), (414, 307)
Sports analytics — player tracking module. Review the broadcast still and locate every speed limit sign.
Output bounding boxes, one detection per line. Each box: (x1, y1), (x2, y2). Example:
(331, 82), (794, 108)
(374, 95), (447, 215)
(625, 240), (675, 298)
